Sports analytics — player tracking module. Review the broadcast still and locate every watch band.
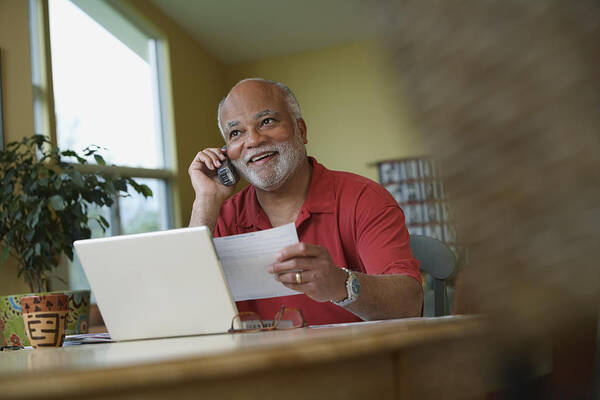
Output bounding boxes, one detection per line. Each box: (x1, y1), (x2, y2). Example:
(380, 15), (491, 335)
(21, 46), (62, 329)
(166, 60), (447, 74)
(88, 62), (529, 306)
(331, 267), (360, 307)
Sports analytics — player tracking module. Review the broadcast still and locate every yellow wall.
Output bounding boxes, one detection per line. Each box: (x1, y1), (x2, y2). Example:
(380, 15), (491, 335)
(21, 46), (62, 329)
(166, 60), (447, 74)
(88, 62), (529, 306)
(0, 0), (38, 295)
(0, 0), (225, 294)
(225, 40), (424, 181)
(0, 0), (36, 143)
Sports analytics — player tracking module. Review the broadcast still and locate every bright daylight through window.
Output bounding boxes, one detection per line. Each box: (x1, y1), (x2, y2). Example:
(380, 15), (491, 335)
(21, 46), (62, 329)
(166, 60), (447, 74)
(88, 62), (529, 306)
(36, 0), (174, 290)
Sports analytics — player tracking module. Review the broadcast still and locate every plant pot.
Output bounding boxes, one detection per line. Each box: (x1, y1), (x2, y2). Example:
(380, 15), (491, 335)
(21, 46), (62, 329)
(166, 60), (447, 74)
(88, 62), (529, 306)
(0, 289), (90, 347)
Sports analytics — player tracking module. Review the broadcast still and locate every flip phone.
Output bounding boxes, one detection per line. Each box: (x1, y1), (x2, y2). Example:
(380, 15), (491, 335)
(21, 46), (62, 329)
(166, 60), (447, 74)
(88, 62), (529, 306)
(217, 147), (239, 186)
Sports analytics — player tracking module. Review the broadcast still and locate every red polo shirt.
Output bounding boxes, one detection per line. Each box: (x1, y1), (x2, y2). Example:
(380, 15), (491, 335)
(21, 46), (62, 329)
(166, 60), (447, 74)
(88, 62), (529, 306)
(214, 157), (421, 325)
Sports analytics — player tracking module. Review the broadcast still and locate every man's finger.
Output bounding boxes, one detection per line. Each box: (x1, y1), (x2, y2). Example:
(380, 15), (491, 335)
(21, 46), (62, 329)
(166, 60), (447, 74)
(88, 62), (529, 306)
(191, 151), (216, 171)
(206, 147), (227, 160)
(269, 259), (306, 274)
(275, 270), (310, 285)
(280, 280), (312, 293)
(202, 149), (223, 168)
(275, 242), (322, 262)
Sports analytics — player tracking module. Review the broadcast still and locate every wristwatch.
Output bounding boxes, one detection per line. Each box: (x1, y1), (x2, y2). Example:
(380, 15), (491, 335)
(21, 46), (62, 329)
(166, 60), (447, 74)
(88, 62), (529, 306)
(331, 268), (360, 307)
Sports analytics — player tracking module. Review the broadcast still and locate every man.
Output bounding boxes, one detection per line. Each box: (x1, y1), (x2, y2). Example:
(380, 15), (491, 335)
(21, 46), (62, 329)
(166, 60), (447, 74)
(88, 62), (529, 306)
(189, 78), (422, 325)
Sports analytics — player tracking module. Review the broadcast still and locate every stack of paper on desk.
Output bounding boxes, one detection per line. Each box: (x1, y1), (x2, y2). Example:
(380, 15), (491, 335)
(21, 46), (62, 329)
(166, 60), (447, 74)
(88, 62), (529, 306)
(213, 223), (302, 301)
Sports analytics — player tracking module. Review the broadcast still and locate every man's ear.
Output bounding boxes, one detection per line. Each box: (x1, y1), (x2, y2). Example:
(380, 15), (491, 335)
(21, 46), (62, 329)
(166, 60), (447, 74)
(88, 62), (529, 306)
(297, 118), (308, 144)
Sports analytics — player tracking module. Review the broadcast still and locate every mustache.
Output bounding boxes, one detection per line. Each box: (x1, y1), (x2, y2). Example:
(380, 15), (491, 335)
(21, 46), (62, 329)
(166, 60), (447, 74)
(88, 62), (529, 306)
(239, 146), (281, 164)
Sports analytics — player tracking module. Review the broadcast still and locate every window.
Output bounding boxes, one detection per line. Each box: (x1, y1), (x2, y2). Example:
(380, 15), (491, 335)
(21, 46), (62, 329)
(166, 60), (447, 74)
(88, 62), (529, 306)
(29, 0), (176, 291)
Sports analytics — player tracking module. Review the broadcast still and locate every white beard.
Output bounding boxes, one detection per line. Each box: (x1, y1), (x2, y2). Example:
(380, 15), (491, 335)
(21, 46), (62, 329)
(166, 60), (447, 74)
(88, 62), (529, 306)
(231, 131), (306, 191)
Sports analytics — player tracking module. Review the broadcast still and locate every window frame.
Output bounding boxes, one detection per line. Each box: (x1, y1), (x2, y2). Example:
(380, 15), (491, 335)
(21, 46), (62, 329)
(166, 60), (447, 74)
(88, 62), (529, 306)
(28, 0), (179, 287)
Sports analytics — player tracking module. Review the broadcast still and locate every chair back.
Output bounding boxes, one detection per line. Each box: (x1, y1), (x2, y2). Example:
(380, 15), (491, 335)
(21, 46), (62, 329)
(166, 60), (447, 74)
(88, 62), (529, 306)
(409, 235), (456, 316)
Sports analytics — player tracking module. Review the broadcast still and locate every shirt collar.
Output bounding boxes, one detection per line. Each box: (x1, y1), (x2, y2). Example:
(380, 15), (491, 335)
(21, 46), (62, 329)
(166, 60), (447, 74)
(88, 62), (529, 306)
(237, 184), (269, 229)
(237, 157), (335, 230)
(302, 157), (336, 214)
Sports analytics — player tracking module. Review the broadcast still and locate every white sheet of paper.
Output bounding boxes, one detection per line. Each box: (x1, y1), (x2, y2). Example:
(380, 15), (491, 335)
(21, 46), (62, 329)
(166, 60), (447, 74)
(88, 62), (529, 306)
(213, 223), (302, 301)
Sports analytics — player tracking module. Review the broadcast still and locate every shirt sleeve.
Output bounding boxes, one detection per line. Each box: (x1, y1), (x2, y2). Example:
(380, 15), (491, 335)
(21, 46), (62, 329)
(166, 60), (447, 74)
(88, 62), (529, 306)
(354, 184), (422, 284)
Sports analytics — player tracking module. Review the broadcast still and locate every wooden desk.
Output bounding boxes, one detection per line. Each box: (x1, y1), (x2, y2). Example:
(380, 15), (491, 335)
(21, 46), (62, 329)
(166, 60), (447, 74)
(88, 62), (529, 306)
(0, 316), (496, 400)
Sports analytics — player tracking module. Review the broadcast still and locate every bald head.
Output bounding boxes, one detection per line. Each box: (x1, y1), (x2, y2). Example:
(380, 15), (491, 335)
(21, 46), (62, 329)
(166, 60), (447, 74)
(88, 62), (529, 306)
(217, 78), (301, 137)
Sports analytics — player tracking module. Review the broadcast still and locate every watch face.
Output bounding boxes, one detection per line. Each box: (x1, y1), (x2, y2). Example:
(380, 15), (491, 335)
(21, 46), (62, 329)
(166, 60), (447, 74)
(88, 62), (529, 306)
(350, 275), (361, 295)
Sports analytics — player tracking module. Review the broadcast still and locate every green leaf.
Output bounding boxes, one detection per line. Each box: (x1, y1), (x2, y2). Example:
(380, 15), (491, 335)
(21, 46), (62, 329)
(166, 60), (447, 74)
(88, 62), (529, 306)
(113, 179), (127, 191)
(24, 247), (33, 260)
(30, 201), (43, 228)
(32, 134), (48, 148)
(49, 195), (66, 211)
(93, 154), (106, 165)
(98, 215), (109, 226)
(3, 169), (15, 185)
(61, 150), (77, 158)
(1, 244), (10, 263)
(104, 180), (115, 194)
(41, 241), (50, 255)
(54, 175), (62, 190)
(72, 171), (84, 187)
(96, 215), (109, 232)
(140, 184), (153, 197)
(61, 150), (87, 164)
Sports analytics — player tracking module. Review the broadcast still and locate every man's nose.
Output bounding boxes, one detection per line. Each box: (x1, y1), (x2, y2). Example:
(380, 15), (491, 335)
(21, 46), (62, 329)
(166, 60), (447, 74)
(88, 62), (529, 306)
(245, 127), (266, 148)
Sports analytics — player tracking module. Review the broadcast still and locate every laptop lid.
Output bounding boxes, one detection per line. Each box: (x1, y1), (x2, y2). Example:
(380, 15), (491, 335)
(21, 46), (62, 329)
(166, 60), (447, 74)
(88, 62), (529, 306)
(74, 226), (238, 341)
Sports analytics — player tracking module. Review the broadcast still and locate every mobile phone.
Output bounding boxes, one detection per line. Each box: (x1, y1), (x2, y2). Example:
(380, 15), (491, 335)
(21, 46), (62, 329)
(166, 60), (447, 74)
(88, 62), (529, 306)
(217, 147), (239, 186)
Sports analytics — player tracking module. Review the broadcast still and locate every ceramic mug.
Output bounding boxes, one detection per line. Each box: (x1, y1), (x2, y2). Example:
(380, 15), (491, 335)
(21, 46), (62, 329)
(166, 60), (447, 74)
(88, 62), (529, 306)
(21, 294), (69, 348)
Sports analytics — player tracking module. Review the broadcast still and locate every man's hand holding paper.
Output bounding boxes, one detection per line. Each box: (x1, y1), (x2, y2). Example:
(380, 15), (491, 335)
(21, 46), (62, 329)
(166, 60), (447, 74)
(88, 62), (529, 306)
(269, 243), (348, 303)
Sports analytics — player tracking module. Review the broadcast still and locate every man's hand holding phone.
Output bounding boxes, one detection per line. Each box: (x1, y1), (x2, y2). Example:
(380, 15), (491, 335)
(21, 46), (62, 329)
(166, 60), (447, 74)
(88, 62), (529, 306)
(188, 147), (237, 229)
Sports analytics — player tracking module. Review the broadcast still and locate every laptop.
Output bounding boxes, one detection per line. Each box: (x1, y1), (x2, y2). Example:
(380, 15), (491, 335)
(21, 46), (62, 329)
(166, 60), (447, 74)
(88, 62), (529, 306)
(74, 226), (238, 341)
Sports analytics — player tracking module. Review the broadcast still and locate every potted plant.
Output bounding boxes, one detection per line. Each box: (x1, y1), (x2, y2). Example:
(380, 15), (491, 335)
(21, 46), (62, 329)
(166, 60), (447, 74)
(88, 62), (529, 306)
(0, 135), (152, 346)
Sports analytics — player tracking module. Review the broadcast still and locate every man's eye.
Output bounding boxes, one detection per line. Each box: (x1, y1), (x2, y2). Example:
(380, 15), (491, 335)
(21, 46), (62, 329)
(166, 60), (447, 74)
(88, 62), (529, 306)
(229, 130), (240, 138)
(261, 118), (275, 126)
